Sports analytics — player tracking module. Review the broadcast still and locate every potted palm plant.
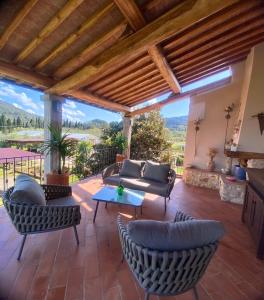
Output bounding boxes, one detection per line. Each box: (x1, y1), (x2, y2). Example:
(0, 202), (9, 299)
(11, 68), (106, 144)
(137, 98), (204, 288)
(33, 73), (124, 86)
(114, 132), (128, 162)
(42, 126), (77, 186)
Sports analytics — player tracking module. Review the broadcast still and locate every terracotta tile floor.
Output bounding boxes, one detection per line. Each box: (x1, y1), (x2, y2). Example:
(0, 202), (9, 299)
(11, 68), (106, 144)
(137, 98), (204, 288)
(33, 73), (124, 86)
(0, 176), (264, 300)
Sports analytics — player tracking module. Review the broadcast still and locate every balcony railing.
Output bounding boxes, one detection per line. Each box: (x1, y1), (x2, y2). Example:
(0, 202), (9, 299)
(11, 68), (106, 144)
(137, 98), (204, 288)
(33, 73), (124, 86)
(0, 147), (184, 194)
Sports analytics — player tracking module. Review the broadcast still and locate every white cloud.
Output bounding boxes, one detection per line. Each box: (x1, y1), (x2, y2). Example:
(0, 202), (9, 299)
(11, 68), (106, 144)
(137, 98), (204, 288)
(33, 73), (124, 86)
(0, 82), (39, 111)
(64, 100), (77, 109)
(13, 102), (23, 109)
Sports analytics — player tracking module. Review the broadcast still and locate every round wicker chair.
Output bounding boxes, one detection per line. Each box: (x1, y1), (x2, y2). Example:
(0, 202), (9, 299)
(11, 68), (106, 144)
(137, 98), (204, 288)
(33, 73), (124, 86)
(117, 211), (219, 300)
(3, 184), (81, 260)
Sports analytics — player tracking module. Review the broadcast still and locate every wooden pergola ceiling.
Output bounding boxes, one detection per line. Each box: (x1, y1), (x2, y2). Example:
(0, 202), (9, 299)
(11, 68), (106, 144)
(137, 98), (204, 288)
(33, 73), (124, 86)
(0, 0), (263, 114)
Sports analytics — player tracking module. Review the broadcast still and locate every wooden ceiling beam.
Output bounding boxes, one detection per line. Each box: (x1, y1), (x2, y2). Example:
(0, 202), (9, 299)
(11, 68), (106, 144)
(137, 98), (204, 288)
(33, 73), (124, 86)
(128, 77), (231, 116)
(170, 27), (264, 68)
(165, 10), (264, 61)
(113, 0), (146, 30)
(0, 0), (38, 51)
(148, 45), (181, 93)
(54, 22), (127, 79)
(35, 2), (115, 71)
(95, 64), (158, 94)
(0, 60), (130, 112)
(15, 0), (85, 64)
(109, 77), (166, 100)
(47, 0), (241, 95)
(87, 53), (151, 91)
(163, 1), (263, 52)
(125, 89), (172, 106)
(117, 83), (169, 103)
(176, 49), (252, 75)
(67, 90), (130, 113)
(0, 60), (54, 89)
(103, 73), (162, 98)
(179, 56), (247, 84)
(177, 52), (249, 80)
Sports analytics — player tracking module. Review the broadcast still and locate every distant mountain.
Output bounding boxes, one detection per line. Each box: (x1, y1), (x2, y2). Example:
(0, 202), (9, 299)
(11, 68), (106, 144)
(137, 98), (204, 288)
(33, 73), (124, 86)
(165, 115), (188, 129)
(0, 99), (40, 122)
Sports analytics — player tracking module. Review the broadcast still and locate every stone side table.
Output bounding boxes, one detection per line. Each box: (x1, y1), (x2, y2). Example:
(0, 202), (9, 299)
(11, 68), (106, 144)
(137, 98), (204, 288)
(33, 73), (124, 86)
(219, 175), (246, 205)
(183, 168), (220, 190)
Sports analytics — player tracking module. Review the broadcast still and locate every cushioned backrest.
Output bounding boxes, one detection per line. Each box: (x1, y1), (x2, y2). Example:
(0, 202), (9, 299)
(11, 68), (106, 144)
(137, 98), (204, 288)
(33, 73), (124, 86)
(119, 159), (145, 178)
(10, 174), (46, 206)
(143, 160), (170, 183)
(128, 219), (225, 251)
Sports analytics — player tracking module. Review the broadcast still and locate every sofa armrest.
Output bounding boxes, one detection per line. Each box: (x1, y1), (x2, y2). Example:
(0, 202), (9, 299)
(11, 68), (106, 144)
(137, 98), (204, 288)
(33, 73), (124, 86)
(102, 163), (120, 179)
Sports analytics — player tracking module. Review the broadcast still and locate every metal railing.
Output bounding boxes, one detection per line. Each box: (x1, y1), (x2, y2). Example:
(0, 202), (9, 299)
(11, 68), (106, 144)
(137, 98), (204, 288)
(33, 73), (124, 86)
(0, 155), (44, 193)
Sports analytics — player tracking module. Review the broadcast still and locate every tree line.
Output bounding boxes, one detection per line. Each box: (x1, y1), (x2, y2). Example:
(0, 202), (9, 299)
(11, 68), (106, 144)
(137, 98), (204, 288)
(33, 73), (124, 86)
(0, 113), (109, 132)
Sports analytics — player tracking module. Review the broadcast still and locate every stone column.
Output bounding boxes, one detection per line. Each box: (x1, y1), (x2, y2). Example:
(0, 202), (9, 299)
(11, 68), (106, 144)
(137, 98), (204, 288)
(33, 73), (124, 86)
(123, 115), (133, 159)
(43, 94), (64, 180)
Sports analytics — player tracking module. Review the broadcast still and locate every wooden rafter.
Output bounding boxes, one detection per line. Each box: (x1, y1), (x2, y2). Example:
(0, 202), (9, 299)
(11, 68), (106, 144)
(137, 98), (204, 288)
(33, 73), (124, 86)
(148, 45), (181, 93)
(128, 77), (231, 116)
(15, 0), (85, 64)
(0, 60), (130, 113)
(54, 22), (127, 79)
(113, 0), (181, 94)
(34, 2), (115, 71)
(47, 0), (241, 95)
(113, 0), (146, 30)
(0, 0), (38, 51)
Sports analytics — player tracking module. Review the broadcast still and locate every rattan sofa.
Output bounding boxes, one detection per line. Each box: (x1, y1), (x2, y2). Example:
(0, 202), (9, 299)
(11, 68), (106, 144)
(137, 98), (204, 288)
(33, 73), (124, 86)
(102, 161), (176, 211)
(117, 211), (221, 300)
(3, 184), (81, 260)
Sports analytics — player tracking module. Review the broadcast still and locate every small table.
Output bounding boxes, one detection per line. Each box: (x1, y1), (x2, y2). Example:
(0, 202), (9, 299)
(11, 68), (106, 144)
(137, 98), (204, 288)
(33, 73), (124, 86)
(92, 186), (145, 222)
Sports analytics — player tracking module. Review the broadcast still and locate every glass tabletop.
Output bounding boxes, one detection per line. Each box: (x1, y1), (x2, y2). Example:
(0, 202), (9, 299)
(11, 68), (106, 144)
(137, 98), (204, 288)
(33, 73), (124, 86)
(92, 186), (145, 207)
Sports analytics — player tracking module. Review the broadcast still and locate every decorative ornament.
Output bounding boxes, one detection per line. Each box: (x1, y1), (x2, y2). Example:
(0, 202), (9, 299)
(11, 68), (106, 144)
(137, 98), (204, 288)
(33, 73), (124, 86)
(252, 112), (264, 135)
(207, 147), (218, 172)
(224, 103), (235, 148)
(194, 119), (202, 157)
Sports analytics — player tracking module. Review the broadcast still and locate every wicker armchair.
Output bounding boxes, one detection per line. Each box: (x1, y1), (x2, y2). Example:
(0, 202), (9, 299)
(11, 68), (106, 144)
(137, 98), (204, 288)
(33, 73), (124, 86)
(117, 211), (219, 300)
(3, 184), (81, 260)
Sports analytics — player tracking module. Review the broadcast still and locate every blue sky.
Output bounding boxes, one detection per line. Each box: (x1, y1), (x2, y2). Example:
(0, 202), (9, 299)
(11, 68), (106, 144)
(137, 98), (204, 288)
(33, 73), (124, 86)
(0, 80), (190, 122)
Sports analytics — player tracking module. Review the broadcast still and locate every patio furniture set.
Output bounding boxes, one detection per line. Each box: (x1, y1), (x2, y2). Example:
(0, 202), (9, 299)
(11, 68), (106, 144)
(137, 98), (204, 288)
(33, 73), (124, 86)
(2, 159), (225, 300)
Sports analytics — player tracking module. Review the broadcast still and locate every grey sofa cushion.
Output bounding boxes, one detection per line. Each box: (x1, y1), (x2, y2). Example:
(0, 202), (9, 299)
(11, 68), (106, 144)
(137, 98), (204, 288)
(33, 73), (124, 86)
(10, 174), (46, 206)
(143, 160), (170, 183)
(47, 196), (78, 206)
(127, 219), (225, 251)
(103, 175), (169, 196)
(120, 159), (144, 178)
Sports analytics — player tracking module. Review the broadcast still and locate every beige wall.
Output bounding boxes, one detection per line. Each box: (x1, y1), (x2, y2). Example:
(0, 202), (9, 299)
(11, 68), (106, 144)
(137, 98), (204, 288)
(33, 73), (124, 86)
(184, 62), (245, 170)
(234, 42), (264, 153)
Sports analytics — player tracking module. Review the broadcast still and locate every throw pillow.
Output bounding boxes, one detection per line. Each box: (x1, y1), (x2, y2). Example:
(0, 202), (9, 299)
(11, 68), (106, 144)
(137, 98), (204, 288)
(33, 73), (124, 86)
(119, 159), (144, 178)
(143, 160), (170, 183)
(10, 174), (46, 205)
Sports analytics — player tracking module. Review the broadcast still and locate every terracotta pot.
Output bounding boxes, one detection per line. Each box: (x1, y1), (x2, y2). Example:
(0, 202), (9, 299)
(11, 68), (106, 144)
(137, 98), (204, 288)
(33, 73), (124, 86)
(116, 154), (126, 163)
(46, 173), (69, 186)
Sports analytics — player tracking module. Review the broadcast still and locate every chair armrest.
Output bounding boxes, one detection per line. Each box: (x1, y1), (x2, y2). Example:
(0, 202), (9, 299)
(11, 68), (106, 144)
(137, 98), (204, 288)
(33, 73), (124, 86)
(5, 202), (81, 234)
(41, 185), (72, 200)
(174, 210), (195, 222)
(102, 163), (120, 179)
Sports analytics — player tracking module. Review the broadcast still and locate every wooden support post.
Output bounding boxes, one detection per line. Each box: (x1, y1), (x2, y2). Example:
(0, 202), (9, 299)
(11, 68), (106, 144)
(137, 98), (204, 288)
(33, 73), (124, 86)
(43, 94), (64, 180)
(123, 115), (133, 159)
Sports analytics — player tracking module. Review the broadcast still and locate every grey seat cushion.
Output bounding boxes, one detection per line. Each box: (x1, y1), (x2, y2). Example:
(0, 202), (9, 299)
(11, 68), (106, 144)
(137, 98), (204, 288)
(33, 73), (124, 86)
(143, 160), (170, 183)
(10, 174), (46, 206)
(119, 159), (144, 178)
(104, 175), (169, 196)
(47, 196), (78, 206)
(128, 219), (225, 251)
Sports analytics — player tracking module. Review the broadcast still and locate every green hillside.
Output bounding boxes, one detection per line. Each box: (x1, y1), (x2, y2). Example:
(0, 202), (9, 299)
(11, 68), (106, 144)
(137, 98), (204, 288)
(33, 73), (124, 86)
(0, 99), (40, 122)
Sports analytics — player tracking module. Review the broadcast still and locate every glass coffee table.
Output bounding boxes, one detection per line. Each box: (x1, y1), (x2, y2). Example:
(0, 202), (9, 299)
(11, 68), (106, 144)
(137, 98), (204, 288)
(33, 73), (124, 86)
(92, 186), (145, 222)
